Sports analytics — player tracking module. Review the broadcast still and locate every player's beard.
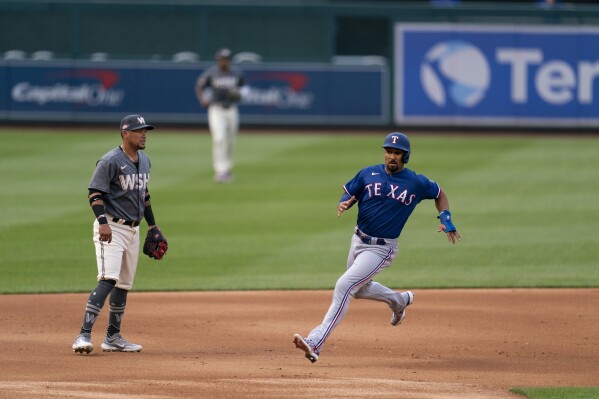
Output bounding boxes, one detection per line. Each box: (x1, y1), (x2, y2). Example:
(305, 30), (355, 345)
(386, 161), (399, 173)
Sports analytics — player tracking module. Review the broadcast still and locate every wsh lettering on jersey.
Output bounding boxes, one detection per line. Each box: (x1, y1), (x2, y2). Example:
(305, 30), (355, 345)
(363, 183), (416, 206)
(119, 173), (149, 191)
(213, 76), (238, 89)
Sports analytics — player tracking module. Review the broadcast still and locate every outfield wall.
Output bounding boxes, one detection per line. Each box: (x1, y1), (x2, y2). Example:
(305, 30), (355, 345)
(3, 1), (599, 128)
(395, 24), (599, 128)
(0, 61), (388, 126)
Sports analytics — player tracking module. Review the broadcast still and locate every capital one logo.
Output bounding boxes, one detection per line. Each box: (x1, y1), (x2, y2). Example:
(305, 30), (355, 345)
(420, 41), (490, 108)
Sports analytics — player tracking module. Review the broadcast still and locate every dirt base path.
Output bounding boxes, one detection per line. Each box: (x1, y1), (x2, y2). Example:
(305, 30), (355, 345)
(1, 289), (598, 399)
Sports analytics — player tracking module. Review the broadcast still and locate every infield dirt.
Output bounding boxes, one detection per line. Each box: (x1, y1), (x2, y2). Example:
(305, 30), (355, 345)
(1, 289), (597, 399)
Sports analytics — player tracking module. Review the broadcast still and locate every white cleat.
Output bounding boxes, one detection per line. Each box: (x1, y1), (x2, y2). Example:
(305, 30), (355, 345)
(391, 291), (414, 326)
(293, 334), (319, 363)
(101, 334), (142, 352)
(72, 334), (94, 354)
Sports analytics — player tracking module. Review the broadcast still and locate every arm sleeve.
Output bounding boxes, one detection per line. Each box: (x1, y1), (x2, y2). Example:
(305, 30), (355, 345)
(339, 170), (363, 203)
(88, 159), (113, 193)
(418, 174), (441, 200)
(196, 71), (211, 90)
(339, 188), (353, 203)
(144, 205), (156, 226)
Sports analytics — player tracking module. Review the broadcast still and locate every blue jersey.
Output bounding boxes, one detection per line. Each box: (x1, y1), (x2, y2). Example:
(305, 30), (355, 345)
(341, 164), (441, 239)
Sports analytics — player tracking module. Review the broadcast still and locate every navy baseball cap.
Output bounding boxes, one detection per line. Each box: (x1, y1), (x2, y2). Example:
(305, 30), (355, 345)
(382, 132), (410, 151)
(120, 114), (155, 131)
(382, 132), (411, 163)
(215, 48), (232, 59)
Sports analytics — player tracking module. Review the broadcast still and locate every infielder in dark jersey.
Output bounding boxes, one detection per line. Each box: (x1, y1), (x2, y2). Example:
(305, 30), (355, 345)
(294, 132), (461, 363)
(195, 48), (248, 183)
(72, 114), (165, 354)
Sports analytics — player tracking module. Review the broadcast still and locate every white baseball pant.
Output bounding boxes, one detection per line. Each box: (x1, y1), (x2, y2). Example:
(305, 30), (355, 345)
(306, 233), (410, 354)
(208, 104), (239, 175)
(93, 219), (140, 290)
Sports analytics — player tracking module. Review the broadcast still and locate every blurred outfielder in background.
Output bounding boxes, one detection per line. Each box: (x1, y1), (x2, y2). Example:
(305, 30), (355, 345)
(195, 48), (248, 183)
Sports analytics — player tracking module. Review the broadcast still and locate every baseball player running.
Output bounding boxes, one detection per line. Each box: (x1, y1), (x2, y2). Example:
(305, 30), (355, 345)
(293, 132), (461, 363)
(195, 48), (248, 183)
(72, 114), (166, 354)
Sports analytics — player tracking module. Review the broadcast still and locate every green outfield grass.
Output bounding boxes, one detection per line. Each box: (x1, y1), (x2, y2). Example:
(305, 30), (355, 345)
(0, 128), (597, 294)
(511, 387), (599, 399)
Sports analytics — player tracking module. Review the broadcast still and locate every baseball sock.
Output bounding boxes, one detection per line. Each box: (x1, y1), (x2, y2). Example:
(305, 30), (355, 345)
(107, 287), (128, 338)
(80, 279), (116, 335)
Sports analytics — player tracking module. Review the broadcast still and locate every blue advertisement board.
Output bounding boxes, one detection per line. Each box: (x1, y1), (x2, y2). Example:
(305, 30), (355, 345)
(394, 24), (599, 127)
(0, 61), (388, 125)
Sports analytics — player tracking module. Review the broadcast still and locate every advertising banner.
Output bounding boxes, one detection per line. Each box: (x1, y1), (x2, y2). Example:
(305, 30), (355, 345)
(395, 24), (599, 127)
(0, 61), (388, 125)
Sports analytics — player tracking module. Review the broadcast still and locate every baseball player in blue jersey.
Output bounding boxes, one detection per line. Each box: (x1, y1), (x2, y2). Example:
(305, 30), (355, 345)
(293, 132), (461, 363)
(195, 48), (248, 183)
(72, 114), (166, 355)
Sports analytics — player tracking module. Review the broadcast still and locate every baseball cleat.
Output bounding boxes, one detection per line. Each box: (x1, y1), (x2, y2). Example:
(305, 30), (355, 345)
(391, 290), (414, 326)
(101, 334), (142, 352)
(72, 333), (94, 354)
(293, 334), (319, 363)
(214, 172), (233, 183)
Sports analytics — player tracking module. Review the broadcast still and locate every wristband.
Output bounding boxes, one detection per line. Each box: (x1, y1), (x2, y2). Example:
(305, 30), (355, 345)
(91, 204), (108, 224)
(144, 205), (156, 226)
(437, 210), (456, 233)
